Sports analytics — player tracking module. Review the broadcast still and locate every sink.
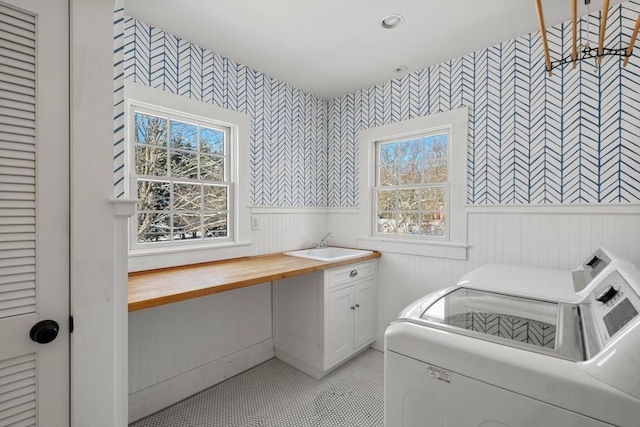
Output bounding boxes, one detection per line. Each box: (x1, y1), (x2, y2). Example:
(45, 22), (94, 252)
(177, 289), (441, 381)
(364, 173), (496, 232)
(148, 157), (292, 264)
(284, 247), (373, 262)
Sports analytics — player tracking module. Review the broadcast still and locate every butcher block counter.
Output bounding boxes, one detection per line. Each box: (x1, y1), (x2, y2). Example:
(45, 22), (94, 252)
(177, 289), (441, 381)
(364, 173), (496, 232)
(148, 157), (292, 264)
(128, 250), (381, 312)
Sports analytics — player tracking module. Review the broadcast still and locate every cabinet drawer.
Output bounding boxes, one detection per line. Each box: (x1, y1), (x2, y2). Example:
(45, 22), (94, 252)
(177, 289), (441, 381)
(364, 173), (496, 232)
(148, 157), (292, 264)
(328, 261), (376, 289)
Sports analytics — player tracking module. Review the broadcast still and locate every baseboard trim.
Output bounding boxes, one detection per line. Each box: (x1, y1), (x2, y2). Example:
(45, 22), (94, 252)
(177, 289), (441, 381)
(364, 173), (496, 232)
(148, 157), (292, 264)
(128, 338), (275, 423)
(274, 343), (375, 380)
(274, 348), (325, 379)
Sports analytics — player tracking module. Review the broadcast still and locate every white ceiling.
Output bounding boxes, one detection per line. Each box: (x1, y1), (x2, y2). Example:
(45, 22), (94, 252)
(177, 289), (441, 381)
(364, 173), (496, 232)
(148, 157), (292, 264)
(125, 0), (624, 100)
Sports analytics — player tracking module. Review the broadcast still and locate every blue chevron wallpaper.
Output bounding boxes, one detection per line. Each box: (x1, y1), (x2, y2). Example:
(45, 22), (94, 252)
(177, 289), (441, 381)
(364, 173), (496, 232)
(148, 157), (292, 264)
(114, 2), (125, 198)
(120, 17), (329, 206)
(116, 1), (639, 207)
(329, 0), (640, 206)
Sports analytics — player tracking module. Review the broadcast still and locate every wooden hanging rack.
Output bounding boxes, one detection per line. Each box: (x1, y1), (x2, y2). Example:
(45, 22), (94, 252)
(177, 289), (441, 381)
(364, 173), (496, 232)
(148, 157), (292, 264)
(534, 0), (640, 76)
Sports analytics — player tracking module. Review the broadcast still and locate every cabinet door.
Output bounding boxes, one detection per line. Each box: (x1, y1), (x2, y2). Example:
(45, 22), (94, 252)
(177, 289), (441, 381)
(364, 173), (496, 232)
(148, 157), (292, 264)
(353, 278), (376, 349)
(327, 286), (354, 364)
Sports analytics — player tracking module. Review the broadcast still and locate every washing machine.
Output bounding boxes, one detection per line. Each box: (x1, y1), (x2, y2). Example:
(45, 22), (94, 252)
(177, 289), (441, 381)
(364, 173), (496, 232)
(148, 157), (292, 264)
(384, 248), (640, 427)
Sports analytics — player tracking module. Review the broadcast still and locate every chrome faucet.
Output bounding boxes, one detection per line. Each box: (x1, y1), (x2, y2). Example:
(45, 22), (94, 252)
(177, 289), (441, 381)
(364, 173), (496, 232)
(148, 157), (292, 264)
(316, 232), (332, 249)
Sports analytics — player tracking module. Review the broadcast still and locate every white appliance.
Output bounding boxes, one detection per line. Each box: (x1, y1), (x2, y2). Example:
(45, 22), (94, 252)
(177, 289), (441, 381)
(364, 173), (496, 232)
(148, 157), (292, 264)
(384, 248), (640, 427)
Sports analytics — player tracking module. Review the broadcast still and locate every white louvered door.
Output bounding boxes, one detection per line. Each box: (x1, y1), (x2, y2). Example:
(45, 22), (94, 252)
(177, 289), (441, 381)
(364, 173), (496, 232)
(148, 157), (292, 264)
(0, 1), (69, 426)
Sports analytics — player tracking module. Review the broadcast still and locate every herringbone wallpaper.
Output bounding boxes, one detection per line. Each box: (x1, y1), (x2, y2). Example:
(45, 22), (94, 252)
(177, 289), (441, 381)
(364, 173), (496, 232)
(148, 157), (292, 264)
(114, 2), (125, 197)
(329, 1), (640, 206)
(115, 1), (640, 207)
(119, 17), (329, 206)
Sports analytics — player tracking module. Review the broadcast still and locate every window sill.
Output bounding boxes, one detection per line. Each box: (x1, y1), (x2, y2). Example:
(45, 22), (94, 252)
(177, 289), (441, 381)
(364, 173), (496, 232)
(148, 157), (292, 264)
(128, 241), (253, 272)
(356, 237), (467, 260)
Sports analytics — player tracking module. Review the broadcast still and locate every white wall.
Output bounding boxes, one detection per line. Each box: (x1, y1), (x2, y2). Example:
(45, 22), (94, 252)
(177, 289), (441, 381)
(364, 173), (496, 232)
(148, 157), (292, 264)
(330, 206), (640, 348)
(71, 0), (127, 425)
(128, 209), (327, 421)
(129, 205), (639, 421)
(129, 283), (273, 421)
(249, 208), (329, 254)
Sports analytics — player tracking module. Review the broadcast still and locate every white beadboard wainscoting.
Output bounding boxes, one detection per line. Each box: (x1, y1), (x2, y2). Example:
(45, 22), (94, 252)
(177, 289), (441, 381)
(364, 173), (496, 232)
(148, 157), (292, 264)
(128, 210), (327, 422)
(329, 205), (640, 349)
(128, 283), (273, 422)
(249, 208), (329, 255)
(128, 206), (638, 421)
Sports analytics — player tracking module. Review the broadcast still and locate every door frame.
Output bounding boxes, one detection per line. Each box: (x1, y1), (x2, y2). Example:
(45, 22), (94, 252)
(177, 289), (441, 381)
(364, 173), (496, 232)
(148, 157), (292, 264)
(69, 1), (131, 426)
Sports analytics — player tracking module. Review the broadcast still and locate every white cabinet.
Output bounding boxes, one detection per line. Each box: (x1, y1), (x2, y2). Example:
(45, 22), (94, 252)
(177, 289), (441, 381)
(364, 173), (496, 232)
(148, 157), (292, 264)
(327, 278), (376, 364)
(353, 278), (376, 348)
(327, 286), (353, 364)
(273, 260), (377, 379)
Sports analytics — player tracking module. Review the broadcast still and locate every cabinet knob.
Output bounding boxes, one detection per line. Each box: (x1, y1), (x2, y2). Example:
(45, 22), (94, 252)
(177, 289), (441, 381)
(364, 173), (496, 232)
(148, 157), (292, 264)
(349, 270), (358, 278)
(350, 306), (355, 310)
(355, 304), (360, 308)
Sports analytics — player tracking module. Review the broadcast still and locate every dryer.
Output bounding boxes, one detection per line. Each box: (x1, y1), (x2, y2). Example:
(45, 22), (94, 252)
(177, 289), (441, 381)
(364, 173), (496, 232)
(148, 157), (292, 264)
(384, 248), (640, 427)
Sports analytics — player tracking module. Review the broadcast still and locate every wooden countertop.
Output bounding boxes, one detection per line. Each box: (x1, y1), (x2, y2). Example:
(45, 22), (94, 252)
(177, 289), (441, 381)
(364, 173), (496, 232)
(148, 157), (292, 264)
(128, 251), (381, 312)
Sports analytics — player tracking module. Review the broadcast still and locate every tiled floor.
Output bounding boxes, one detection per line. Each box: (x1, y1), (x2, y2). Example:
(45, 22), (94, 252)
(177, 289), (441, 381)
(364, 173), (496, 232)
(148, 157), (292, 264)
(130, 348), (384, 427)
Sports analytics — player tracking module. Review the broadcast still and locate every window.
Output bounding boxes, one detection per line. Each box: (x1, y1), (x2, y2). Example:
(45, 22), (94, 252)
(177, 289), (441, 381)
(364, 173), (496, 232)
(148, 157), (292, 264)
(375, 130), (449, 239)
(357, 107), (468, 260)
(132, 108), (232, 246)
(125, 82), (252, 271)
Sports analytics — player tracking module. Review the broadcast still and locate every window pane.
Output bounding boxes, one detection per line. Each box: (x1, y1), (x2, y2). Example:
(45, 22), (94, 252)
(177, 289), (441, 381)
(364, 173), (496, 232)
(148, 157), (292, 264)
(379, 141), (398, 164)
(135, 113), (166, 146)
(204, 213), (228, 238)
(135, 146), (167, 176)
(203, 185), (227, 210)
(379, 165), (398, 186)
(137, 180), (170, 211)
(170, 121), (198, 150)
(173, 183), (201, 211)
(137, 212), (170, 243)
(376, 212), (397, 234)
(424, 134), (448, 158)
(398, 189), (420, 210)
(421, 212), (446, 236)
(172, 213), (201, 240)
(421, 187), (446, 211)
(398, 212), (419, 235)
(399, 138), (422, 162)
(170, 150), (199, 179)
(200, 154), (224, 181)
(423, 159), (448, 183)
(373, 128), (451, 240)
(399, 162), (421, 184)
(201, 127), (224, 154)
(377, 189), (396, 211)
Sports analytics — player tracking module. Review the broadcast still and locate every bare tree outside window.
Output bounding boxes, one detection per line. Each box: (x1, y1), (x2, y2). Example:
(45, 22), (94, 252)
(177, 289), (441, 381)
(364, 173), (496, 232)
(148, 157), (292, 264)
(133, 111), (230, 244)
(375, 132), (448, 237)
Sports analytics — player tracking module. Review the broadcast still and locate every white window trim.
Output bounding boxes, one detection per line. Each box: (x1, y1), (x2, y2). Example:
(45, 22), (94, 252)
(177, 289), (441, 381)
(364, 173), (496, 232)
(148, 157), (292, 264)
(128, 103), (234, 249)
(356, 107), (469, 260)
(374, 128), (451, 241)
(125, 82), (252, 271)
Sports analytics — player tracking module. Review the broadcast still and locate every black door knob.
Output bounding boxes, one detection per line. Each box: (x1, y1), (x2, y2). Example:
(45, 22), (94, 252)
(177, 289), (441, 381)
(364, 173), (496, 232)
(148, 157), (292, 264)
(29, 320), (59, 344)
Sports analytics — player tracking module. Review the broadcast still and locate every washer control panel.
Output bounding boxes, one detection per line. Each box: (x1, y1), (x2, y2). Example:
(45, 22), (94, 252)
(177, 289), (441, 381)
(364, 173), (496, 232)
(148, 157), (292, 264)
(587, 270), (640, 347)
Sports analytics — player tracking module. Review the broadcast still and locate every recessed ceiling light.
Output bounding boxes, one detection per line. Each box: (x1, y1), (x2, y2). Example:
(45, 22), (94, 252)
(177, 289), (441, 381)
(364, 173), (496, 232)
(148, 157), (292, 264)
(381, 14), (404, 29)
(394, 65), (408, 73)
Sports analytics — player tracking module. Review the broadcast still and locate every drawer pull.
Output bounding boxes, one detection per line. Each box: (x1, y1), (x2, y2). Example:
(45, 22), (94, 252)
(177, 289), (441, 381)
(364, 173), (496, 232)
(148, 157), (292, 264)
(349, 270), (358, 278)
(355, 304), (360, 308)
(350, 306), (355, 310)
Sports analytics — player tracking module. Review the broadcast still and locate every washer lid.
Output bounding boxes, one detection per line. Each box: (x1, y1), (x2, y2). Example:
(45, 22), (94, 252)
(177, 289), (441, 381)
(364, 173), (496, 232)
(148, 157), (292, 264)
(457, 264), (577, 302)
(416, 287), (585, 361)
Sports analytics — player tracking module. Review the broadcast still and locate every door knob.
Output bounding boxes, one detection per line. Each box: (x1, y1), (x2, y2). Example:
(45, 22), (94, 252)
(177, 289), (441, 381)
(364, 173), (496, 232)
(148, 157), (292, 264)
(29, 320), (59, 344)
